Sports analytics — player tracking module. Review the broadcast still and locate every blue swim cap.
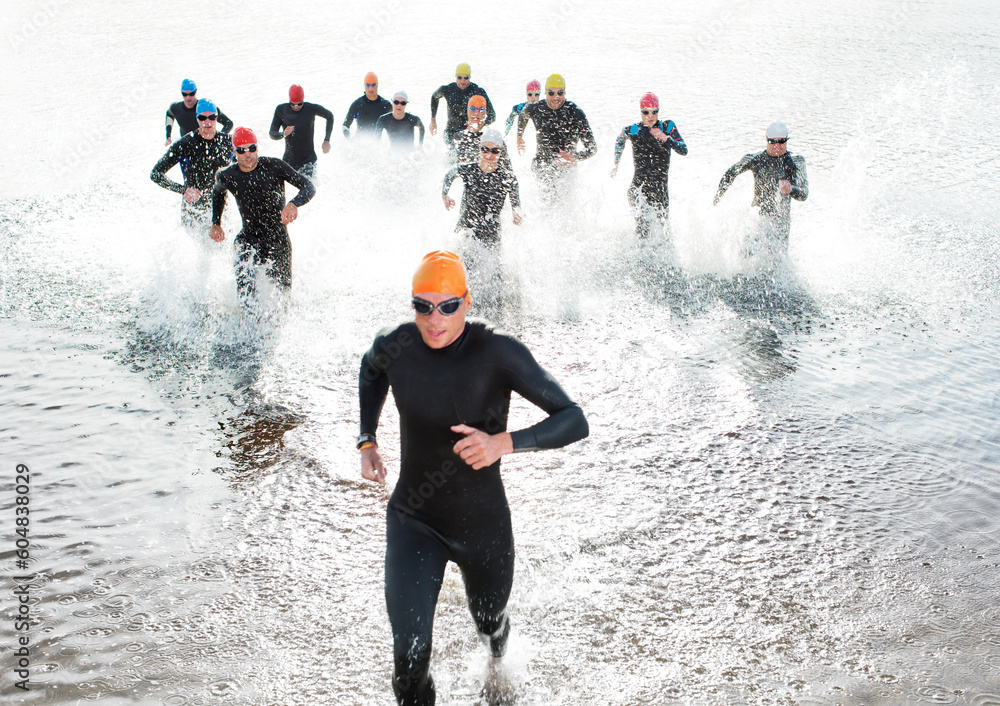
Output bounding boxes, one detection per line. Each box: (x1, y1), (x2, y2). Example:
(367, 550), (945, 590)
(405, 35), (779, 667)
(196, 98), (216, 115)
(181, 78), (197, 93)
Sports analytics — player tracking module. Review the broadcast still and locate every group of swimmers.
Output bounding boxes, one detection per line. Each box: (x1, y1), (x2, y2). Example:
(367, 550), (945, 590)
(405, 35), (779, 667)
(150, 64), (809, 312)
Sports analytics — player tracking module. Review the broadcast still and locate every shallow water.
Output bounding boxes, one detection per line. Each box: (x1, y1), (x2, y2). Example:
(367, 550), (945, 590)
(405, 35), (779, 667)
(3, 0), (1000, 703)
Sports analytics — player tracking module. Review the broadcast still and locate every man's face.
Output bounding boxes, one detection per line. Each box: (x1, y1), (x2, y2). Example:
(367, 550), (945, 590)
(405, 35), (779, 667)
(545, 87), (565, 110)
(197, 112), (217, 139)
(766, 138), (787, 157)
(392, 98), (407, 118)
(365, 81), (378, 100)
(182, 91), (197, 109)
(413, 291), (469, 349)
(641, 106), (659, 127)
(236, 143), (258, 171)
(456, 73), (471, 89)
(291, 101), (303, 112)
(479, 142), (501, 173)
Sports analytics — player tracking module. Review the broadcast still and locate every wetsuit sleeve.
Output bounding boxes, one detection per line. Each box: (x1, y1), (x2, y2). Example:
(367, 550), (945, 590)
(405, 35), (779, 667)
(516, 104), (532, 138)
(374, 115), (386, 139)
(342, 98), (358, 137)
(505, 108), (516, 135)
(613, 127), (628, 167)
(484, 92), (497, 127)
(506, 168), (521, 211)
(217, 109), (234, 134)
(442, 166), (460, 196)
(211, 172), (229, 226)
(572, 107), (597, 161)
(165, 107), (174, 141)
(498, 337), (588, 452)
(414, 116), (426, 145)
(150, 146), (185, 194)
(316, 104), (334, 141)
(269, 108), (284, 141)
(715, 153), (755, 202)
(358, 334), (393, 436)
(663, 121), (688, 156)
(430, 86), (446, 119)
(275, 159), (316, 207)
(790, 155), (809, 201)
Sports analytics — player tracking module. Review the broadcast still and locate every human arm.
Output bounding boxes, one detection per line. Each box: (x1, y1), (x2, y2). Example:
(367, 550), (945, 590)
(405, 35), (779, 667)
(714, 153), (754, 205)
(217, 109), (234, 134)
(317, 104), (335, 142)
(429, 85), (446, 134)
(275, 159), (317, 208)
(416, 116), (425, 145)
(209, 173), (228, 241)
(342, 98), (359, 137)
(653, 120), (688, 156)
(442, 166), (459, 209)
(359, 338), (393, 483)
(150, 145), (185, 194)
(789, 155), (808, 201)
(165, 107), (174, 144)
(569, 107), (597, 162)
(504, 107), (517, 136)
(515, 107), (530, 153)
(483, 90), (497, 126)
(611, 127), (628, 175)
(268, 108), (285, 140)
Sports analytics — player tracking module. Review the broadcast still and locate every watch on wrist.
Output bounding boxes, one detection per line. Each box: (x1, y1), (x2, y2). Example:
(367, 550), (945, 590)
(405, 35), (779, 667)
(357, 433), (377, 450)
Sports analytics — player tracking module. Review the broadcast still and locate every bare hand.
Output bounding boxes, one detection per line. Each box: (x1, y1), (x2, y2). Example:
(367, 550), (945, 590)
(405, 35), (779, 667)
(208, 224), (225, 242)
(183, 187), (202, 204)
(281, 203), (298, 225)
(451, 424), (513, 470)
(649, 126), (667, 141)
(512, 209), (523, 226)
(443, 194), (455, 210)
(555, 150), (577, 166)
(165, 138), (172, 147)
(361, 446), (387, 484)
(609, 166), (618, 178)
(322, 140), (331, 154)
(778, 179), (793, 195)
(516, 136), (526, 155)
(283, 126), (295, 137)
(430, 118), (437, 136)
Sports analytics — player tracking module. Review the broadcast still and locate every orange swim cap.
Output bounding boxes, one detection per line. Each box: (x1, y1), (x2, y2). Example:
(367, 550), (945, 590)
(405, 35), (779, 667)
(412, 251), (469, 299)
(364, 71), (378, 84)
(468, 95), (487, 109)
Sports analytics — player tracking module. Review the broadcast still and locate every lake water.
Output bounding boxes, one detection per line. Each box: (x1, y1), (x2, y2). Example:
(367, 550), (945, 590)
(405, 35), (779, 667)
(2, 0), (1000, 703)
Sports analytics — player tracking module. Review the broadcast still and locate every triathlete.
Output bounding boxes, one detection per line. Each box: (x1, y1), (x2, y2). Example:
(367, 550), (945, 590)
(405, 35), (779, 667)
(611, 92), (688, 237)
(713, 121), (809, 249)
(430, 63), (496, 158)
(268, 84), (333, 180)
(163, 79), (233, 178)
(150, 98), (234, 232)
(504, 79), (541, 136)
(453, 96), (512, 169)
(343, 72), (393, 139)
(374, 91), (426, 153)
(209, 128), (316, 304)
(442, 128), (522, 246)
(516, 74), (597, 202)
(358, 250), (588, 706)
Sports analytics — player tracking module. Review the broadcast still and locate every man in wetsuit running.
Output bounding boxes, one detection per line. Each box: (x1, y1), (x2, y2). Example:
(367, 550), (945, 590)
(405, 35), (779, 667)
(164, 79), (234, 146)
(611, 92), (688, 238)
(343, 72), (393, 139)
(443, 128), (522, 245)
(151, 98), (234, 232)
(504, 79), (541, 136)
(430, 63), (496, 159)
(269, 84), (333, 180)
(358, 250), (588, 706)
(713, 121), (809, 250)
(209, 128), (316, 304)
(516, 74), (597, 202)
(453, 96), (512, 168)
(374, 91), (426, 153)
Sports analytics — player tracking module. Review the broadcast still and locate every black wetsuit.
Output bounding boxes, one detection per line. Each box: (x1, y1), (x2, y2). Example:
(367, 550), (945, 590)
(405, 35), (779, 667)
(504, 101), (532, 136)
(164, 101), (233, 141)
(269, 102), (334, 176)
(430, 82), (496, 153)
(613, 120), (688, 236)
(343, 95), (393, 137)
(517, 100), (596, 198)
(374, 112), (426, 152)
(359, 319), (588, 706)
(442, 162), (521, 245)
(150, 131), (234, 229)
(211, 156), (316, 299)
(714, 150), (809, 244)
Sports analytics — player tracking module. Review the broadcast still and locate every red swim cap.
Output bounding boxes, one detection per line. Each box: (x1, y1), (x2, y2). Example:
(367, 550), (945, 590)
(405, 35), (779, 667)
(526, 79), (541, 92)
(412, 251), (468, 299)
(289, 84), (304, 103)
(232, 127), (256, 147)
(639, 92), (659, 109)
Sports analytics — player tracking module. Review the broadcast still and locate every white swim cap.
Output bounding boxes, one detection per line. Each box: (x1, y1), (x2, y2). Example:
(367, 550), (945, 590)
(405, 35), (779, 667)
(766, 121), (789, 140)
(480, 127), (504, 146)
(393, 91), (408, 102)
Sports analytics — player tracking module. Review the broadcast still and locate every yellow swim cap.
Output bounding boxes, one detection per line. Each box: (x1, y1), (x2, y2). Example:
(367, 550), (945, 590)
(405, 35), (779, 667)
(456, 62), (471, 77)
(545, 73), (566, 90)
